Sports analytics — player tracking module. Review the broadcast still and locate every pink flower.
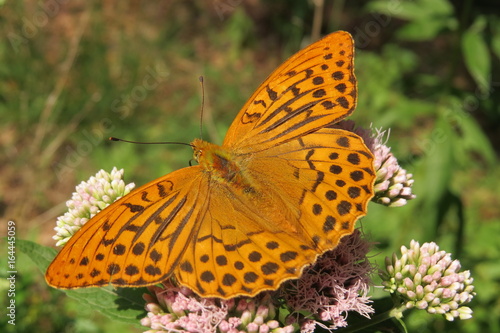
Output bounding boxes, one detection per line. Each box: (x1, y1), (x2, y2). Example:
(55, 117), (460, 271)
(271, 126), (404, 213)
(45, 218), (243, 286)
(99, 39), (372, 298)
(141, 283), (294, 332)
(52, 167), (135, 246)
(369, 128), (416, 207)
(381, 240), (475, 321)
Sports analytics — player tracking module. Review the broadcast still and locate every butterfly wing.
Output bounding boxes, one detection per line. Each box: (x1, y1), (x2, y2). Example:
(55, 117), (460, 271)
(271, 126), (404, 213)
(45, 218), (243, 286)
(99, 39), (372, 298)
(223, 31), (356, 153)
(45, 167), (210, 289)
(46, 30), (374, 299)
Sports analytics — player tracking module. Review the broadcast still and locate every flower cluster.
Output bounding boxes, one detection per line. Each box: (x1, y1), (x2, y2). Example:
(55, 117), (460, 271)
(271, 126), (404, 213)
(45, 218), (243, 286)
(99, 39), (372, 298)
(371, 131), (416, 207)
(52, 167), (135, 246)
(381, 240), (475, 321)
(280, 230), (374, 332)
(141, 283), (295, 333)
(141, 230), (374, 333)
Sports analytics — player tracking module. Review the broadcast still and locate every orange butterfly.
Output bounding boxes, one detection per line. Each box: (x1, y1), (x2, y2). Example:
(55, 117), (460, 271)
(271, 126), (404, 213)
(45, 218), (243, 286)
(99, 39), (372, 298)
(46, 31), (375, 299)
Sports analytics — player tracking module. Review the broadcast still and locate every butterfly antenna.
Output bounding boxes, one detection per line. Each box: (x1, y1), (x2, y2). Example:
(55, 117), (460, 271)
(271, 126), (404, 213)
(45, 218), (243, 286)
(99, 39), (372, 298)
(199, 76), (205, 139)
(109, 137), (192, 147)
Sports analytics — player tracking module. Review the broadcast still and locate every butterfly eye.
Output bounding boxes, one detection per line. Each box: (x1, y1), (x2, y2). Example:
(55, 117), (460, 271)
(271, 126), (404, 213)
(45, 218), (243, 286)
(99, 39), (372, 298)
(193, 148), (202, 162)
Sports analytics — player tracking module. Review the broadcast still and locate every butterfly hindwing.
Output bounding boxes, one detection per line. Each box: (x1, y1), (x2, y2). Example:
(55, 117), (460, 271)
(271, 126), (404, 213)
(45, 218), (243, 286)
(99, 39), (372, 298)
(250, 127), (375, 253)
(174, 176), (321, 298)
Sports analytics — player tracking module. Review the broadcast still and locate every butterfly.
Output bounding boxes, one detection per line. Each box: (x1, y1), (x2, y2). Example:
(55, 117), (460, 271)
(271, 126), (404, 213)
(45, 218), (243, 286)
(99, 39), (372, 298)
(46, 31), (375, 299)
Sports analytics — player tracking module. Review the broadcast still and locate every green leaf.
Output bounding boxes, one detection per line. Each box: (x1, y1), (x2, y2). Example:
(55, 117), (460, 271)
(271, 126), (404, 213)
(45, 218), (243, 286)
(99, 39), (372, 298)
(366, 0), (454, 22)
(462, 16), (491, 94)
(64, 287), (146, 325)
(490, 17), (500, 62)
(366, 0), (427, 21)
(454, 108), (496, 167)
(17, 239), (56, 273)
(18, 240), (147, 325)
(421, 117), (454, 204)
(396, 18), (456, 41)
(367, 0), (457, 41)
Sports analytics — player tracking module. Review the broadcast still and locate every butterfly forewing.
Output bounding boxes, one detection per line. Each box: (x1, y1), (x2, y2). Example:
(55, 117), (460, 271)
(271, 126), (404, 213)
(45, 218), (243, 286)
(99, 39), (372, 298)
(223, 31), (356, 153)
(46, 167), (209, 289)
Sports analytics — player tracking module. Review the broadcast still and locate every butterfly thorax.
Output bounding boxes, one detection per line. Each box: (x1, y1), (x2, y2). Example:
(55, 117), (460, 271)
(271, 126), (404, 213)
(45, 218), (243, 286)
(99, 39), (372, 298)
(191, 138), (255, 193)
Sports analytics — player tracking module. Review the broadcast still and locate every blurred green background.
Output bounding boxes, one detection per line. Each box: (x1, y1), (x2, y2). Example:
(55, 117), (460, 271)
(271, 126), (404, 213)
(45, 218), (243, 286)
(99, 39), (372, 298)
(1, 0), (499, 332)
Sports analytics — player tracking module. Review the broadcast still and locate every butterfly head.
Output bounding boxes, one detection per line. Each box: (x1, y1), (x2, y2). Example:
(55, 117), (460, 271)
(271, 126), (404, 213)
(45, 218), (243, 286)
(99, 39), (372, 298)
(191, 138), (211, 164)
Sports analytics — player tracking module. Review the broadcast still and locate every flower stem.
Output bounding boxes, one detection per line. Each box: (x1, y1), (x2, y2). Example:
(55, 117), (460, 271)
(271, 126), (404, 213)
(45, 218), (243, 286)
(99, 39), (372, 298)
(337, 305), (407, 332)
